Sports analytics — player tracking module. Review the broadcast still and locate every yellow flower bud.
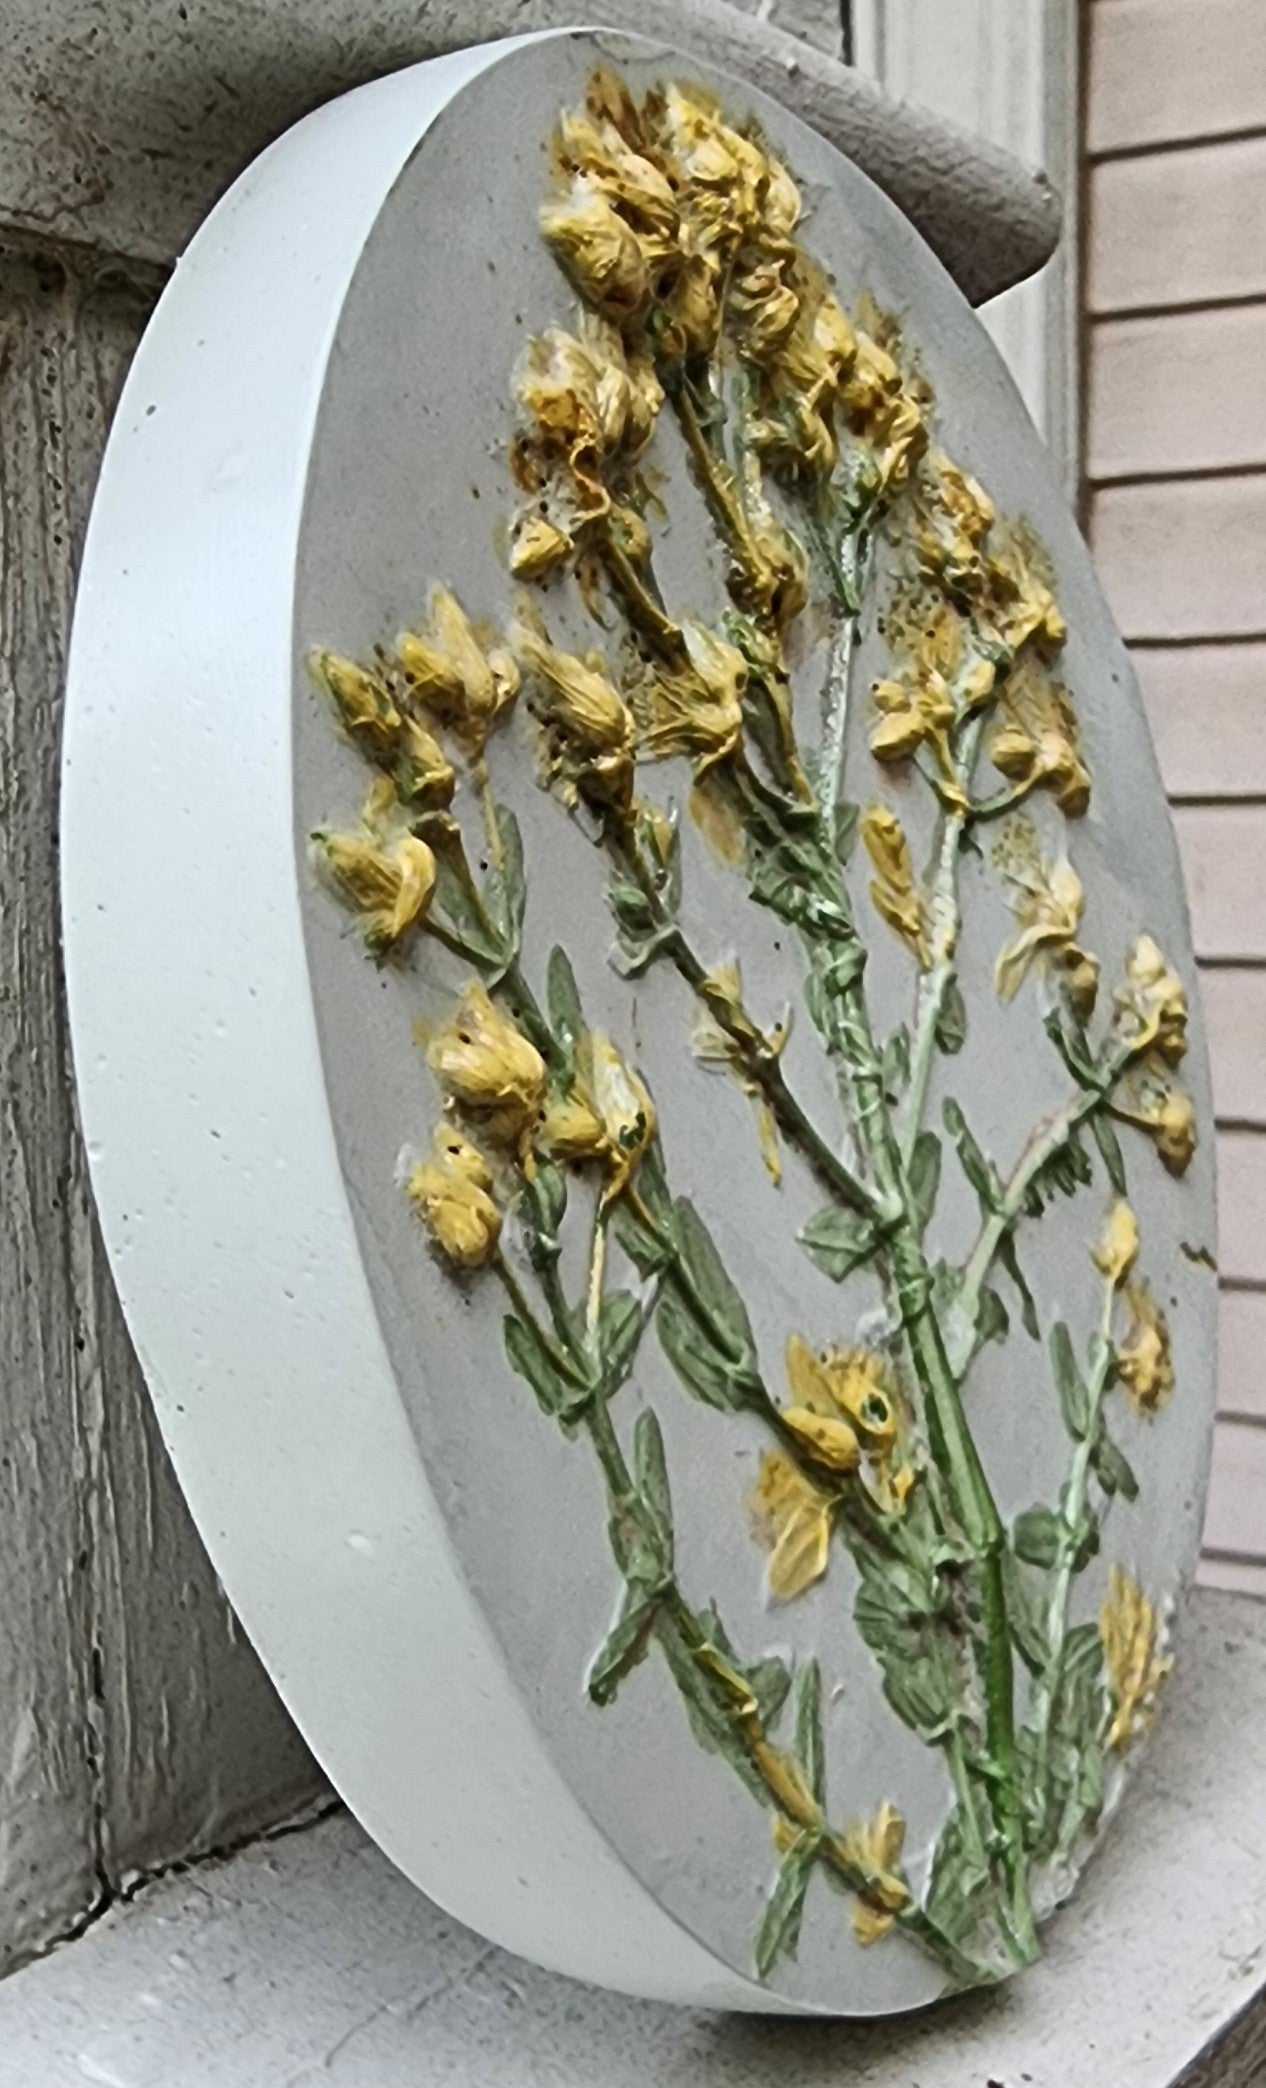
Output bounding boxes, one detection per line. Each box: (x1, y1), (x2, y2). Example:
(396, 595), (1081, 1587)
(406, 1126), (501, 1270)
(313, 830), (436, 953)
(861, 804), (928, 963)
(393, 718), (455, 810)
(396, 586), (519, 757)
(1101, 1566), (1170, 1751)
(538, 1032), (655, 1202)
(428, 982), (547, 1153)
(1093, 1200), (1139, 1287)
(539, 175), (650, 320)
(839, 1803), (910, 1944)
(307, 649), (400, 759)
(1116, 1279), (1174, 1416)
(509, 514), (573, 580)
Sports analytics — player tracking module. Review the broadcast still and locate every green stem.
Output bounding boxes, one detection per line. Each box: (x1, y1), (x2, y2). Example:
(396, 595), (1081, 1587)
(1028, 1276), (1117, 1810)
(949, 1046), (1136, 1380)
(899, 716), (986, 1171)
(613, 835), (886, 1224)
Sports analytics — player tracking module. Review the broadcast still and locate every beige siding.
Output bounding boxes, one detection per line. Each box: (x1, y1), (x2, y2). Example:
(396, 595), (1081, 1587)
(1087, 9), (1266, 1588)
(1136, 644), (1266, 800)
(1088, 136), (1266, 315)
(1087, 0), (1266, 155)
(1088, 306), (1266, 480)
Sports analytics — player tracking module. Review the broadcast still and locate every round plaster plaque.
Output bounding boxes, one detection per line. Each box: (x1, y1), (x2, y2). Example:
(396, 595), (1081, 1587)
(63, 27), (1216, 2017)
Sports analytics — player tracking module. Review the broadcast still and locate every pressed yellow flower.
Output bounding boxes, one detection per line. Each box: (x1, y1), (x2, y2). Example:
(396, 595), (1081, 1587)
(860, 804), (928, 963)
(1093, 1200), (1140, 1288)
(307, 649), (401, 760)
(1101, 1565), (1170, 1751)
(312, 828), (436, 954)
(512, 318), (663, 541)
(1116, 1078), (1197, 1178)
(634, 622), (747, 773)
(655, 81), (767, 242)
(728, 255), (800, 363)
(406, 1125), (501, 1270)
(780, 1406), (861, 1472)
(992, 816), (1099, 1018)
(508, 513), (574, 581)
(838, 1803), (910, 1944)
(911, 450), (997, 597)
(690, 960), (784, 1183)
(868, 666), (957, 789)
(988, 658), (1091, 819)
(540, 174), (652, 320)
(1115, 933), (1189, 1066)
(428, 982), (547, 1154)
(395, 587), (519, 758)
(552, 96), (679, 244)
(747, 1451), (833, 1601)
(511, 616), (636, 812)
(391, 718), (456, 810)
(1116, 1279), (1174, 1417)
(986, 527), (1068, 658)
(841, 327), (900, 429)
(538, 1030), (655, 1201)
(784, 1334), (897, 1455)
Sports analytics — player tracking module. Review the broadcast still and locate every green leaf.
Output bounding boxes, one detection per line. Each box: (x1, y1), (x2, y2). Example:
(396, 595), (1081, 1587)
(1091, 1429), (1139, 1502)
(1003, 1552), (1051, 1674)
(503, 1314), (565, 1418)
(431, 854), (502, 963)
(609, 1196), (673, 1278)
(797, 1205), (878, 1284)
(1092, 1112), (1129, 1197)
(1012, 1505), (1066, 1569)
(520, 1162), (567, 1265)
(794, 1661), (826, 1804)
(834, 799), (861, 865)
(587, 1595), (657, 1706)
(882, 1656), (952, 1740)
(999, 1231), (1040, 1340)
(673, 1199), (756, 1362)
(908, 1129), (942, 1236)
(633, 1410), (673, 1559)
(546, 945), (584, 1058)
(753, 1841), (816, 1978)
(977, 1286), (1010, 1348)
(1050, 1322), (1091, 1441)
(934, 975), (968, 1056)
(942, 1098), (1002, 1214)
(598, 1289), (643, 1393)
(881, 1024), (911, 1100)
(655, 1289), (746, 1411)
(924, 1804), (991, 1945)
(485, 806), (526, 949)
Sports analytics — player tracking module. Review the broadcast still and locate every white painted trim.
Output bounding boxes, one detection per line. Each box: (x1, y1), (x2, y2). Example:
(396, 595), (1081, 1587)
(850, 0), (1079, 483)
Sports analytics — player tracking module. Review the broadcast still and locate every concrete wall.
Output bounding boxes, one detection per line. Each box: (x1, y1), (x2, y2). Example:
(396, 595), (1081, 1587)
(1083, 0), (1266, 1600)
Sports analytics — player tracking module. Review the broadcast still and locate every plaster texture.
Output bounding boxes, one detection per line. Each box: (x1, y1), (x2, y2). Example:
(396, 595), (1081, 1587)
(0, 1), (1058, 301)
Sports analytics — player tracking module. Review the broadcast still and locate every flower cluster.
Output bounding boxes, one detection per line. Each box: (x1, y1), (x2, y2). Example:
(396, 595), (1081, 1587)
(991, 815), (1099, 1019)
(987, 656), (1090, 819)
(748, 1337), (916, 1602)
(838, 1801), (911, 1944)
(1100, 1565), (1170, 1751)
(868, 592), (995, 802)
(539, 1028), (656, 1204)
(1110, 934), (1197, 1177)
(1115, 1280), (1174, 1417)
(406, 1125), (502, 1270)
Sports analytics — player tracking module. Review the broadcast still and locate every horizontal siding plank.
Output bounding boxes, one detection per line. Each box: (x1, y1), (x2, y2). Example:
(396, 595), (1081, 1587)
(1218, 1288), (1266, 1420)
(1092, 477), (1266, 640)
(1203, 1416), (1266, 1559)
(1135, 643), (1266, 799)
(1174, 806), (1266, 960)
(1088, 136), (1266, 313)
(1196, 1552), (1266, 1597)
(1218, 1130), (1266, 1284)
(1200, 968), (1266, 1125)
(1088, 0), (1266, 156)
(1088, 307), (1266, 479)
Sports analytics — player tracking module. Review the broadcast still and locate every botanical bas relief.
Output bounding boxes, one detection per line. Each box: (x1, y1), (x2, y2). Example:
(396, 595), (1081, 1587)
(304, 67), (1204, 1995)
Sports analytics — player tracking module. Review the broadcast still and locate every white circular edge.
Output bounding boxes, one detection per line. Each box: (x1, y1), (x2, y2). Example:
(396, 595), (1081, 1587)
(60, 31), (809, 2014)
